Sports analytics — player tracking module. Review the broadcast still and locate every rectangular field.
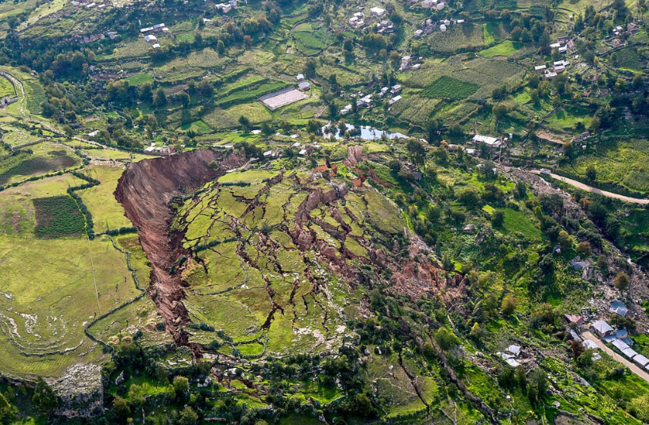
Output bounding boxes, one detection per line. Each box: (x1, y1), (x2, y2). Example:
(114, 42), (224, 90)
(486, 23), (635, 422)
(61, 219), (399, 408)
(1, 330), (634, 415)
(260, 87), (309, 110)
(421, 76), (480, 99)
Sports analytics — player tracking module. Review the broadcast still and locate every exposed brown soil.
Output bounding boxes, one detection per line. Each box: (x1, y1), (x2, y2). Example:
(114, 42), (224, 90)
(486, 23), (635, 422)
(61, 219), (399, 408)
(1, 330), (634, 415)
(114, 150), (247, 351)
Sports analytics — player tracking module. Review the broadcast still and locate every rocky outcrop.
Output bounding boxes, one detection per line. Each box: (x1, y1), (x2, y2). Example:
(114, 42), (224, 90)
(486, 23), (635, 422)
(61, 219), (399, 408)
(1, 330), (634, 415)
(114, 150), (246, 350)
(51, 363), (103, 418)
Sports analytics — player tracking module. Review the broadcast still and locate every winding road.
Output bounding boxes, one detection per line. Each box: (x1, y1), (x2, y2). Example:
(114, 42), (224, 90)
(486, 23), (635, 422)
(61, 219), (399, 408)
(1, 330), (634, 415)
(531, 170), (649, 205)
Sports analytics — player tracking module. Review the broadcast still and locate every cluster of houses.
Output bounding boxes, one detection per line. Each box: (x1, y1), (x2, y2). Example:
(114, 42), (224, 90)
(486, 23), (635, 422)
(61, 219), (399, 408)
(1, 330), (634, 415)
(611, 22), (639, 38)
(340, 84), (402, 115)
(421, 0), (446, 10)
(590, 314), (649, 368)
(564, 299), (649, 371)
(144, 143), (173, 154)
(399, 56), (422, 71)
(296, 74), (311, 91)
(531, 37), (576, 79)
(497, 345), (525, 367)
(141, 23), (168, 49)
(535, 59), (571, 79)
(348, 7), (391, 30)
(413, 18), (463, 37)
(215, 0), (237, 14)
(70, 0), (108, 10)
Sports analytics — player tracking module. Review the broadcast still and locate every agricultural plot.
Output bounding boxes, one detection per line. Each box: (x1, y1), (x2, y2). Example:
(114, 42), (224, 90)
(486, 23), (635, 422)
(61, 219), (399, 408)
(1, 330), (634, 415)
(428, 24), (486, 52)
(479, 40), (523, 57)
(389, 95), (441, 127)
(33, 195), (86, 238)
(0, 148), (79, 186)
(78, 166), (134, 233)
(0, 234), (142, 377)
(614, 47), (643, 71)
(216, 79), (288, 107)
(0, 173), (86, 237)
(291, 23), (332, 55)
(225, 102), (273, 123)
(408, 57), (524, 100)
(422, 76), (480, 99)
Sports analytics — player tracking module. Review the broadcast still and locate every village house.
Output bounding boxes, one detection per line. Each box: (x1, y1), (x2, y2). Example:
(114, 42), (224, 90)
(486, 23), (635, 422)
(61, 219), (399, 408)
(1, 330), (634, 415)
(356, 94), (374, 108)
(144, 35), (157, 43)
(390, 84), (402, 94)
(610, 300), (628, 317)
(591, 320), (614, 338)
(563, 314), (584, 326)
(298, 81), (311, 91)
(472, 134), (502, 148)
(388, 95), (402, 105)
(400, 56), (411, 71)
(370, 6), (386, 17)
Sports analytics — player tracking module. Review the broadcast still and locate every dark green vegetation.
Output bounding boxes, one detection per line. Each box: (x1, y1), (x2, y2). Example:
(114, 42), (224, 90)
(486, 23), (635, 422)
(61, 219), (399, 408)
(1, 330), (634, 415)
(33, 195), (85, 237)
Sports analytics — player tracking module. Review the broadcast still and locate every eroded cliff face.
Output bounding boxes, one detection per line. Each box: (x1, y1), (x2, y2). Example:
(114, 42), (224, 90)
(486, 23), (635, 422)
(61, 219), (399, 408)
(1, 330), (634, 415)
(114, 150), (247, 349)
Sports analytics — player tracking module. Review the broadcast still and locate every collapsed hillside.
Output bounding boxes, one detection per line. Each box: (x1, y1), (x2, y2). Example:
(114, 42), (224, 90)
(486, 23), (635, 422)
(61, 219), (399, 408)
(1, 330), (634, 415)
(115, 149), (445, 355)
(114, 149), (247, 349)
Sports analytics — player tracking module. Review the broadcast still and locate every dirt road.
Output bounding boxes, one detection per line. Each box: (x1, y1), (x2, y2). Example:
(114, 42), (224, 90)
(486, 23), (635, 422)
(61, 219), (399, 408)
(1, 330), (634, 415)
(582, 331), (649, 383)
(531, 170), (649, 205)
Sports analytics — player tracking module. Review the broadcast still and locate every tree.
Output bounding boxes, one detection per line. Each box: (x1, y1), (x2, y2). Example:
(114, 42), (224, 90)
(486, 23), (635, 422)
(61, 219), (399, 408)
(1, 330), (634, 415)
(585, 165), (597, 182)
(304, 59), (317, 78)
(32, 378), (58, 414)
(493, 103), (509, 120)
(435, 327), (460, 351)
(576, 241), (592, 257)
(405, 138), (427, 167)
(139, 83), (153, 103)
(217, 39), (226, 55)
(238, 115), (252, 132)
(458, 188), (480, 209)
(0, 393), (17, 425)
(501, 296), (517, 317)
(153, 88), (168, 108)
(558, 230), (572, 250)
(112, 397), (131, 422)
(426, 119), (441, 144)
(388, 160), (402, 173)
(614, 271), (630, 291)
(173, 376), (190, 402)
(492, 210), (505, 228)
(177, 406), (199, 425)
(178, 92), (190, 108)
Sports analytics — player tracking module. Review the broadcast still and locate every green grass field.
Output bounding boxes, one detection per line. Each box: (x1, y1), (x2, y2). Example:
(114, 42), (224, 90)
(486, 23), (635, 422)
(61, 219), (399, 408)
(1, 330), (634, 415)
(78, 166), (134, 233)
(421, 76), (480, 99)
(479, 40), (523, 57)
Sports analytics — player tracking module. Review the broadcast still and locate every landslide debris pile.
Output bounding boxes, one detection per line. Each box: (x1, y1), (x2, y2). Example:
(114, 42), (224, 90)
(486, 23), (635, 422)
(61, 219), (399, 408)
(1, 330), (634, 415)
(172, 164), (442, 354)
(116, 150), (442, 355)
